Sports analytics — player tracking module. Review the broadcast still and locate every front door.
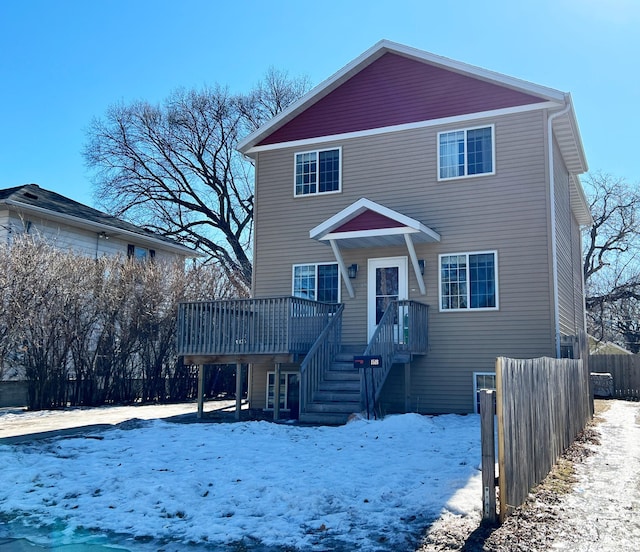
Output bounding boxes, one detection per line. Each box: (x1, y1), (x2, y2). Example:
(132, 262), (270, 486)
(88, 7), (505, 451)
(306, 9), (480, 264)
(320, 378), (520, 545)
(367, 257), (408, 341)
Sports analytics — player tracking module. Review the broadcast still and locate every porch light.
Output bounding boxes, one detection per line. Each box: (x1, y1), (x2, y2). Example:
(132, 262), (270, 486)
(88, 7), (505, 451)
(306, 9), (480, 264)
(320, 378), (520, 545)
(348, 264), (358, 279)
(418, 259), (425, 275)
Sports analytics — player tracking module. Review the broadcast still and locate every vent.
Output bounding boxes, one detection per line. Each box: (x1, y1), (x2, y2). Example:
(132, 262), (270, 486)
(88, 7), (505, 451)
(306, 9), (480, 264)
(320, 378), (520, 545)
(23, 192), (39, 200)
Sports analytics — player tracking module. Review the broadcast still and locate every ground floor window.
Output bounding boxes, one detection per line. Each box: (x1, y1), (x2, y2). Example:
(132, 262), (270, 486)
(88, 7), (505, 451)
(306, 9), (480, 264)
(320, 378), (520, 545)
(439, 251), (497, 311)
(266, 371), (300, 413)
(292, 263), (339, 303)
(474, 372), (496, 414)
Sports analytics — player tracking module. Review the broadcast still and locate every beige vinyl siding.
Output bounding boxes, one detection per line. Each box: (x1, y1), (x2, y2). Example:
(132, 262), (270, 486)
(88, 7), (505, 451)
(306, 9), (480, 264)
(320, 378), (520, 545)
(553, 140), (586, 336)
(248, 360), (300, 411)
(253, 109), (557, 413)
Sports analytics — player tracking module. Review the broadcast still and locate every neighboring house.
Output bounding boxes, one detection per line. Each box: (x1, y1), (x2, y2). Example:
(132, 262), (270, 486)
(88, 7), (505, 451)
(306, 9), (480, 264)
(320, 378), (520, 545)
(178, 40), (592, 423)
(0, 183), (199, 261)
(589, 336), (633, 355)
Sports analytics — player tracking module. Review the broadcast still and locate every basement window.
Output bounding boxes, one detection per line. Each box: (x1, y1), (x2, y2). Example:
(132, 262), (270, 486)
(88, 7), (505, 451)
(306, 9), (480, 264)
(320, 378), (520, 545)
(266, 372), (300, 411)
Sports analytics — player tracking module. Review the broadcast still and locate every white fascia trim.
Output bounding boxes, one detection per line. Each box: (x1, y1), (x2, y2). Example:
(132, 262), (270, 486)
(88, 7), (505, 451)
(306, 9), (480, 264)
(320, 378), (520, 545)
(238, 39), (566, 153)
(562, 93), (589, 172)
(321, 227), (417, 241)
(5, 200), (199, 256)
(570, 174), (593, 226)
(246, 101), (559, 154)
(378, 40), (567, 101)
(310, 197), (440, 241)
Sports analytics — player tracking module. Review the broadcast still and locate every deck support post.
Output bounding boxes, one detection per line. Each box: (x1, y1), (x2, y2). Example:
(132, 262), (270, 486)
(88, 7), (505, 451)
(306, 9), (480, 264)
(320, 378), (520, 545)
(404, 362), (411, 413)
(273, 363), (281, 421)
(235, 362), (243, 421)
(197, 364), (204, 419)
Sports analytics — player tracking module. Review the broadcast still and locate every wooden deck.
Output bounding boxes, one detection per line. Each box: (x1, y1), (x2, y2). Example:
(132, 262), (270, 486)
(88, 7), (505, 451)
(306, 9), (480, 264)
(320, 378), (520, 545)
(177, 296), (340, 363)
(177, 296), (429, 424)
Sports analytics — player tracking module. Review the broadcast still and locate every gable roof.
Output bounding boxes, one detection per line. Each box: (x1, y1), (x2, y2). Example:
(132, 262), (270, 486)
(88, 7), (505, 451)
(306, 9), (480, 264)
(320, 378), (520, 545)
(0, 183), (200, 256)
(310, 197), (440, 248)
(238, 40), (587, 177)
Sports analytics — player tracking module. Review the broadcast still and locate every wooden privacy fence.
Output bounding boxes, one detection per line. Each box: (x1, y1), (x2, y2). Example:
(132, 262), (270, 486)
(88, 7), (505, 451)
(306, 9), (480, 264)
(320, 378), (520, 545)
(589, 354), (640, 399)
(494, 355), (592, 520)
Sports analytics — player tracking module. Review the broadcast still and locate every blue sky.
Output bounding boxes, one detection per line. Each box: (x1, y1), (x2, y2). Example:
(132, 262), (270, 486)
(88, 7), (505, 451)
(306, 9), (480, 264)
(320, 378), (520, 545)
(1, 0), (639, 207)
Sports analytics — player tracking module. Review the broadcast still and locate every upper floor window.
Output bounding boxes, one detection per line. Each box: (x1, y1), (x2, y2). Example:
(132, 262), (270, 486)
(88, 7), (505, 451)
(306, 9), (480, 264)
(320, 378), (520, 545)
(292, 263), (339, 303)
(439, 251), (498, 311)
(294, 148), (341, 196)
(127, 244), (155, 261)
(438, 125), (494, 180)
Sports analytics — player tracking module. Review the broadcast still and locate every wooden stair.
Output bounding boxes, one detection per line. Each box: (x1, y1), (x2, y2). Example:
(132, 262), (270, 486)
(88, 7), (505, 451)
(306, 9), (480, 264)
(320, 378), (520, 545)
(299, 353), (361, 425)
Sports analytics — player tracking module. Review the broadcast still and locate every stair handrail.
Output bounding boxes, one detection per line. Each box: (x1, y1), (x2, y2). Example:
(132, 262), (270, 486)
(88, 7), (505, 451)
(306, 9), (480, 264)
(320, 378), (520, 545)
(362, 301), (398, 416)
(362, 300), (429, 417)
(299, 304), (345, 416)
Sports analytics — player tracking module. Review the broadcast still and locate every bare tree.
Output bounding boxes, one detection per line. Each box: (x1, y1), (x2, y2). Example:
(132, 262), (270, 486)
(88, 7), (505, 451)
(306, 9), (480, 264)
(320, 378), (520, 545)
(582, 172), (640, 349)
(84, 71), (310, 288)
(237, 67), (312, 133)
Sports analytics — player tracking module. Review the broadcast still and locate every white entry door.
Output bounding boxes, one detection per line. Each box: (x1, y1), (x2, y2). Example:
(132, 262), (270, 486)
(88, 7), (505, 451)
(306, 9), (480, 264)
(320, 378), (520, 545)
(367, 257), (408, 341)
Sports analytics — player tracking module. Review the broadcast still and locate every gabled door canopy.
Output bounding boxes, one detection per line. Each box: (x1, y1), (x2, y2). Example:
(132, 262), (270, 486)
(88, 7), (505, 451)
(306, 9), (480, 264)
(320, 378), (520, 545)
(310, 198), (440, 297)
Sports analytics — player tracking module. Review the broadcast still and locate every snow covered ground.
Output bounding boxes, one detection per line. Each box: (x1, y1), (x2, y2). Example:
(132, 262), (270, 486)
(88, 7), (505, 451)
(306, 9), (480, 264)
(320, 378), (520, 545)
(0, 407), (483, 551)
(551, 400), (640, 550)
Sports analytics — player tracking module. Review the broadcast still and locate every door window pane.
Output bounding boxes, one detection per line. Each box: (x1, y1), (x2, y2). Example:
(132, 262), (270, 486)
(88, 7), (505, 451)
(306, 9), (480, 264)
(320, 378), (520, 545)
(375, 267), (399, 324)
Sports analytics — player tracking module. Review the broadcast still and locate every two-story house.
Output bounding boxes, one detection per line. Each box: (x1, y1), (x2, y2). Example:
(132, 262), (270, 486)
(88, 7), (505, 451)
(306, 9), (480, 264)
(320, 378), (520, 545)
(178, 40), (591, 424)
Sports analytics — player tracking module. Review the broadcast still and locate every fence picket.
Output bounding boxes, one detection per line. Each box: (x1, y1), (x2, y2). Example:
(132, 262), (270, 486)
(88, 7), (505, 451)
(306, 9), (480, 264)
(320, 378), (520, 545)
(496, 346), (592, 521)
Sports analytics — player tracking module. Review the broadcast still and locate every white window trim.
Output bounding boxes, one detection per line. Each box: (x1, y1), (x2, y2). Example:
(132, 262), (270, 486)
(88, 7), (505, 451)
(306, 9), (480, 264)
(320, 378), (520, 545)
(293, 146), (342, 197)
(265, 371), (298, 411)
(438, 250), (499, 312)
(437, 124), (495, 181)
(473, 371), (496, 414)
(292, 262), (341, 303)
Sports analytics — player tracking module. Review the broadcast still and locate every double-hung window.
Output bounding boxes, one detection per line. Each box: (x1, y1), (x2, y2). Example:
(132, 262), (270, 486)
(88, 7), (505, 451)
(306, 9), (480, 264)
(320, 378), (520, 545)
(439, 251), (498, 311)
(438, 125), (494, 180)
(294, 148), (341, 196)
(292, 263), (339, 303)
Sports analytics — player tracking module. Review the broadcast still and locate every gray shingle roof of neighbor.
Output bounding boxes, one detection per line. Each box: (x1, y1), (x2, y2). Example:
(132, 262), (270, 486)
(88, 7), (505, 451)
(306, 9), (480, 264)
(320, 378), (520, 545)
(0, 183), (201, 256)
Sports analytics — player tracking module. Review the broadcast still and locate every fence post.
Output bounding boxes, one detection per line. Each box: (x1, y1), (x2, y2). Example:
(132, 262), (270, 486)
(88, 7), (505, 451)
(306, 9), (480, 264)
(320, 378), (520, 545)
(480, 389), (497, 523)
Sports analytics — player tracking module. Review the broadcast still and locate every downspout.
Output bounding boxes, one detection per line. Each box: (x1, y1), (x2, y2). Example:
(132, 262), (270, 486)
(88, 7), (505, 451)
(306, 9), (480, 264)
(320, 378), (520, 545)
(548, 101), (572, 358)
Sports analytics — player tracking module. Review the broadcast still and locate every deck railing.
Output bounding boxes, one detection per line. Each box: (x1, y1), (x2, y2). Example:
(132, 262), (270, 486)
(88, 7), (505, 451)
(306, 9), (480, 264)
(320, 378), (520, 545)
(177, 297), (341, 357)
(299, 304), (345, 415)
(361, 300), (429, 415)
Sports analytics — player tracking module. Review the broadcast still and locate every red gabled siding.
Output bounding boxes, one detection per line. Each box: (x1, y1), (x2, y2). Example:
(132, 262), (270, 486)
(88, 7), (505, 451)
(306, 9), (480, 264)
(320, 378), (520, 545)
(259, 53), (543, 146)
(335, 210), (404, 233)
